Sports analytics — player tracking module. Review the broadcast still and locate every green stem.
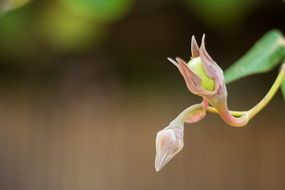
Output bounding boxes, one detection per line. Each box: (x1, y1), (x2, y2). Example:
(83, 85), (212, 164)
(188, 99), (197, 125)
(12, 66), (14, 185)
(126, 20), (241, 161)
(248, 63), (285, 119)
(206, 106), (245, 117)
(207, 63), (285, 119)
(174, 64), (284, 127)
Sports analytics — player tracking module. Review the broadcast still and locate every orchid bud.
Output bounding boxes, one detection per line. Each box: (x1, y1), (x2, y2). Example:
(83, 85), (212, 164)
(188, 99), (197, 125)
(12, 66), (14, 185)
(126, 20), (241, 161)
(167, 34), (224, 98)
(155, 123), (184, 172)
(155, 104), (206, 171)
(168, 34), (249, 127)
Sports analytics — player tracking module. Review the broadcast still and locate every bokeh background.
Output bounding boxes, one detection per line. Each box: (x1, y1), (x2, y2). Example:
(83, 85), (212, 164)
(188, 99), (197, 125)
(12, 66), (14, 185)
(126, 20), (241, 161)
(0, 0), (285, 190)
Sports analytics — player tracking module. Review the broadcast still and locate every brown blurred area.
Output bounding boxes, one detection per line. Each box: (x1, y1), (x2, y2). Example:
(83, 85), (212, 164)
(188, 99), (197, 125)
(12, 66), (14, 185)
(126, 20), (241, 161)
(0, 0), (285, 190)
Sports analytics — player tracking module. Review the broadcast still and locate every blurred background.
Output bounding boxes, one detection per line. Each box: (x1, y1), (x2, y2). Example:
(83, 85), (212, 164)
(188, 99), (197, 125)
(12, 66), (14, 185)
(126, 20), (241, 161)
(0, 0), (284, 190)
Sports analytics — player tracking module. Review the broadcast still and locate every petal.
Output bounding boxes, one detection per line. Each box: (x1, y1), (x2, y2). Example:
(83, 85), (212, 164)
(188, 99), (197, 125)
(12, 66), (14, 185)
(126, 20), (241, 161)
(200, 34), (215, 63)
(191, 35), (200, 58)
(167, 57), (178, 67)
(199, 34), (223, 78)
(175, 57), (203, 95)
(176, 57), (216, 96)
(199, 34), (224, 94)
(167, 57), (201, 94)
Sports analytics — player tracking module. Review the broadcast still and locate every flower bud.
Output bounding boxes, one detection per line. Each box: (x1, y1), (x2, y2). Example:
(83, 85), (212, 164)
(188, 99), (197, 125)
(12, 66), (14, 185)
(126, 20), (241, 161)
(167, 34), (224, 98)
(168, 34), (249, 127)
(155, 124), (184, 172)
(155, 104), (206, 171)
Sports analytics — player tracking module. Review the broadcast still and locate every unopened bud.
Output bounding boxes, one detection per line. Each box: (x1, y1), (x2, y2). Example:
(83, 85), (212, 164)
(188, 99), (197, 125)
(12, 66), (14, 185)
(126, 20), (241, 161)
(168, 34), (224, 97)
(155, 124), (184, 172)
(168, 34), (249, 127)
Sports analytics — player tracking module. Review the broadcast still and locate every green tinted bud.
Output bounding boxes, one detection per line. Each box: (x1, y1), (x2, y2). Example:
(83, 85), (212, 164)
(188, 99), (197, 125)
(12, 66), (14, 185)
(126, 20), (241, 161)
(187, 57), (215, 91)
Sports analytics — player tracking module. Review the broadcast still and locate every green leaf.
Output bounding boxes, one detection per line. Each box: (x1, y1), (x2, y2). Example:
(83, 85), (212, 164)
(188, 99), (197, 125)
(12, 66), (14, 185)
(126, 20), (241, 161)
(224, 30), (285, 84)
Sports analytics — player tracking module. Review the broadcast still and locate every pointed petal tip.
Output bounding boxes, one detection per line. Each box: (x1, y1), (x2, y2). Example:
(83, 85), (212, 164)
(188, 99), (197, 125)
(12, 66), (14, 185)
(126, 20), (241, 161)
(167, 57), (178, 66)
(175, 57), (185, 64)
(201, 34), (206, 48)
(155, 156), (166, 172)
(199, 34), (217, 67)
(191, 35), (196, 42)
(191, 35), (200, 58)
(155, 165), (161, 172)
(154, 155), (164, 172)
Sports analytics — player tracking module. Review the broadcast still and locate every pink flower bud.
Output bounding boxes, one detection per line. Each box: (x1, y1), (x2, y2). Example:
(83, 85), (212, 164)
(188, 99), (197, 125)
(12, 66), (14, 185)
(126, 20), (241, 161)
(155, 124), (184, 172)
(168, 35), (249, 127)
(168, 34), (224, 98)
(155, 104), (207, 171)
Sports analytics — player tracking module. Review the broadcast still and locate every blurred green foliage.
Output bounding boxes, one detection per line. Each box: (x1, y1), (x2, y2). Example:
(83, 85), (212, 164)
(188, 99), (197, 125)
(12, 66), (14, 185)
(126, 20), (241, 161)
(0, 0), (282, 56)
(182, 0), (260, 30)
(60, 0), (133, 22)
(0, 0), (133, 53)
(39, 4), (106, 51)
(0, 4), (34, 56)
(0, 0), (30, 14)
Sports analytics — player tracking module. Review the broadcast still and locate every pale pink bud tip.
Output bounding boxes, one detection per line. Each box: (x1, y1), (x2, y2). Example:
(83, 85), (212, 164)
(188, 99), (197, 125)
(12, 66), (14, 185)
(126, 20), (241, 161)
(155, 126), (184, 171)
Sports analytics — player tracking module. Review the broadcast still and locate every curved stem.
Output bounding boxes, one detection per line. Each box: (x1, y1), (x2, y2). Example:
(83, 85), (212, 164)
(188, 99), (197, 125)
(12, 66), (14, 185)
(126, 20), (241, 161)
(213, 102), (249, 127)
(206, 63), (285, 119)
(248, 63), (285, 119)
(171, 104), (203, 125)
(206, 106), (245, 117)
(173, 64), (284, 127)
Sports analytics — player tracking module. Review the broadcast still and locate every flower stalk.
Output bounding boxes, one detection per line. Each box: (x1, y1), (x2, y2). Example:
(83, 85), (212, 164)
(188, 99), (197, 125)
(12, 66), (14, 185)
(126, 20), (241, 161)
(206, 63), (285, 120)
